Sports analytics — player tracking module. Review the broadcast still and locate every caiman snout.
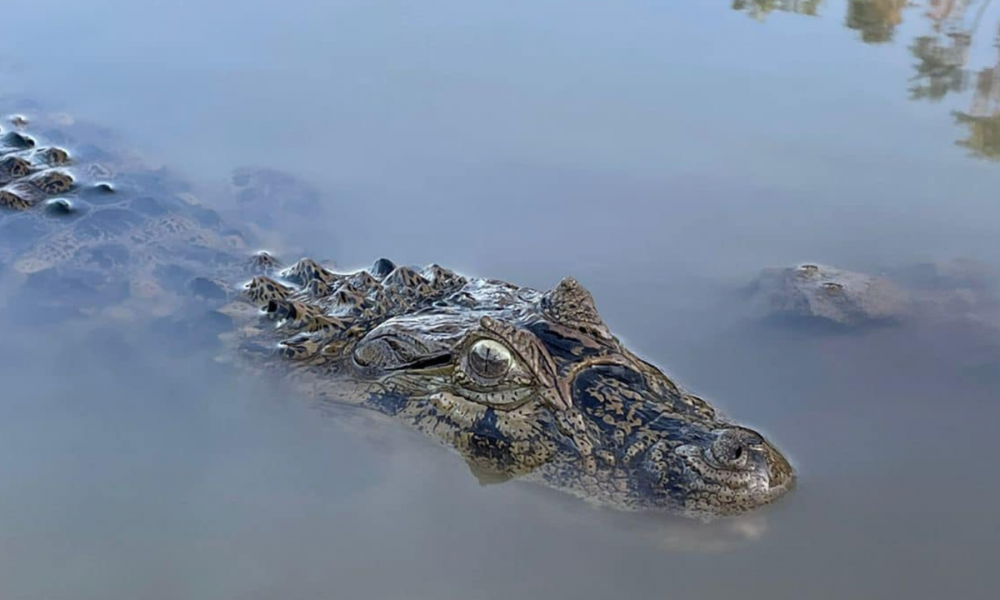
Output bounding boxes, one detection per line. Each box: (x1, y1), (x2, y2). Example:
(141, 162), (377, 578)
(662, 426), (795, 515)
(707, 428), (794, 490)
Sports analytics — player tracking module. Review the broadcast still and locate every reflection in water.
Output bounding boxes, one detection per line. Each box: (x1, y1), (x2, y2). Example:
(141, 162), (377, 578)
(954, 61), (1000, 157)
(845, 0), (908, 42)
(733, 0), (1000, 159)
(731, 0), (921, 39)
(911, 0), (1000, 157)
(909, 33), (972, 101)
(731, 0), (823, 20)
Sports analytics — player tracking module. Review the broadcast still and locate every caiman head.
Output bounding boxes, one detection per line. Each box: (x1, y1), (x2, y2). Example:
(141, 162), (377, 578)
(239, 259), (795, 518)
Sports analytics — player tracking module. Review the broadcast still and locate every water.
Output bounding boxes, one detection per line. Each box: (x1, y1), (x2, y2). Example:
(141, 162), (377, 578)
(1, 1), (999, 598)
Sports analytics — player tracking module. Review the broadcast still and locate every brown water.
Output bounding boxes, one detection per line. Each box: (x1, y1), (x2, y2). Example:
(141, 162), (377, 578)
(1, 1), (999, 598)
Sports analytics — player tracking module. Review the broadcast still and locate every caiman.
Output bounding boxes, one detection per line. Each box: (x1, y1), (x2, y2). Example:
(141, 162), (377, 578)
(0, 102), (794, 519)
(749, 261), (1000, 329)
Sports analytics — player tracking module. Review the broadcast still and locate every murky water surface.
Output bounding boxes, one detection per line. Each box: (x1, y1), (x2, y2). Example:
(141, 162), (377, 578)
(1, 1), (999, 598)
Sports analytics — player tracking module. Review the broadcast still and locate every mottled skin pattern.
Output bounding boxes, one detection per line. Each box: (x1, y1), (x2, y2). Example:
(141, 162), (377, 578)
(231, 261), (795, 517)
(1, 106), (794, 518)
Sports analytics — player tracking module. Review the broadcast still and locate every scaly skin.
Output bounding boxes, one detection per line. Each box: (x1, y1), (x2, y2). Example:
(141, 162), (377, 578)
(230, 263), (795, 517)
(1, 106), (795, 519)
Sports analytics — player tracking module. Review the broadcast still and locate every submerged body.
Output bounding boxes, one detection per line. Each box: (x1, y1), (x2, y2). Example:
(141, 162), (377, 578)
(748, 263), (909, 327)
(749, 262), (1000, 330)
(0, 105), (794, 518)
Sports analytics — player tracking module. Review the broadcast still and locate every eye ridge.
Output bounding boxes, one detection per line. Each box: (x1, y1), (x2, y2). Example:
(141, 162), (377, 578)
(352, 333), (431, 368)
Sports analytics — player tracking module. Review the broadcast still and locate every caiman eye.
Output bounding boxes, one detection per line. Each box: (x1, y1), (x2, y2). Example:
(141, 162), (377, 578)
(452, 336), (536, 408)
(466, 339), (512, 383)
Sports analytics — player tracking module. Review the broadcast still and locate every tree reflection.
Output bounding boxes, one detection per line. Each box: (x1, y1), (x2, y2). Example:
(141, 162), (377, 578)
(731, 0), (823, 20)
(912, 1), (1000, 158)
(845, 0), (910, 43)
(729, 0), (1000, 161)
(909, 33), (972, 100)
(731, 0), (910, 40)
(954, 60), (1000, 158)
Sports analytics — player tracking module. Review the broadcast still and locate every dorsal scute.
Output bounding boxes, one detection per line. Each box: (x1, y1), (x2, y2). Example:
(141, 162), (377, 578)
(383, 266), (431, 293)
(305, 278), (331, 298)
(238, 257), (471, 370)
(263, 298), (327, 329)
(345, 270), (381, 292)
(330, 285), (365, 309)
(35, 147), (72, 167)
(0, 188), (32, 210)
(0, 155), (32, 179)
(540, 277), (612, 340)
(28, 170), (74, 195)
(369, 257), (396, 279)
(247, 250), (282, 275)
(0, 138), (75, 210)
(245, 275), (292, 306)
(421, 263), (467, 290)
(0, 131), (35, 152)
(282, 257), (337, 286)
(2, 169), (72, 208)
